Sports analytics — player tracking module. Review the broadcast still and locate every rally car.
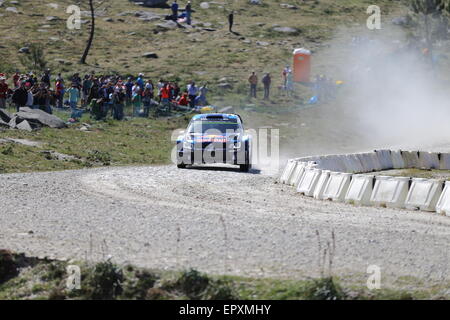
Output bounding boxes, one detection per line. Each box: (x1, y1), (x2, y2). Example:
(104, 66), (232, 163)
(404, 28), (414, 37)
(176, 113), (252, 172)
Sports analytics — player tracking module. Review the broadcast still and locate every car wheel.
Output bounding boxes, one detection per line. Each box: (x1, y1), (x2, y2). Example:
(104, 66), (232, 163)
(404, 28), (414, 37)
(177, 163), (186, 169)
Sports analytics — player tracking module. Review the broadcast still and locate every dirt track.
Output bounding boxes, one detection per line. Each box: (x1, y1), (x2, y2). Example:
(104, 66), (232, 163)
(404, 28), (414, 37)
(0, 164), (449, 289)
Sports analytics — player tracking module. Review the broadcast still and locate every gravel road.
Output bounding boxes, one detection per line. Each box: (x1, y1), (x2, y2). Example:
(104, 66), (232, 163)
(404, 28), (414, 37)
(1, 165), (449, 288)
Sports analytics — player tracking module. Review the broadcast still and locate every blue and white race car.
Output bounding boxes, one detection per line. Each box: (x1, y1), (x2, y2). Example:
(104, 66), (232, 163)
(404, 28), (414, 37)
(176, 113), (252, 172)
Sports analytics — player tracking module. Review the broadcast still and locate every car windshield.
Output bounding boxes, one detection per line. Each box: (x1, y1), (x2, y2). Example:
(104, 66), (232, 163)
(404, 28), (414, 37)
(188, 120), (241, 134)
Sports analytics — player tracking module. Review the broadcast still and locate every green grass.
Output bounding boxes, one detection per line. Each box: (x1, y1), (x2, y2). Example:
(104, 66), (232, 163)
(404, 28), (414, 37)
(1, 251), (448, 300)
(0, 107), (190, 174)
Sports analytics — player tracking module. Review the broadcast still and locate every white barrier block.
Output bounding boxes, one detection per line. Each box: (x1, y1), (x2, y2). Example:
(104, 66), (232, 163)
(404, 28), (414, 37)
(342, 154), (365, 173)
(288, 161), (306, 186)
(313, 170), (331, 200)
(322, 172), (352, 202)
(418, 152), (440, 170)
(356, 153), (373, 172)
(375, 150), (393, 170)
(370, 176), (410, 208)
(280, 159), (296, 184)
(296, 168), (322, 196)
(401, 151), (419, 168)
(436, 181), (450, 216)
(439, 153), (450, 170)
(391, 150), (405, 169)
(345, 175), (374, 206)
(405, 178), (443, 212)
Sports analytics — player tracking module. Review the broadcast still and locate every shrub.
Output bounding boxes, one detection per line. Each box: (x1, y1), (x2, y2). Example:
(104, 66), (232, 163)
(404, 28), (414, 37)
(81, 260), (124, 300)
(304, 277), (345, 300)
(176, 269), (210, 299)
(0, 250), (19, 284)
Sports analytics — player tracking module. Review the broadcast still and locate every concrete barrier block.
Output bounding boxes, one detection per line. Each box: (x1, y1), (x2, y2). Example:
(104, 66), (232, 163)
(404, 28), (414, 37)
(357, 152), (382, 172)
(439, 153), (450, 170)
(313, 170), (331, 199)
(405, 178), (443, 212)
(370, 176), (410, 208)
(391, 150), (405, 169)
(288, 161), (306, 186)
(375, 149), (393, 170)
(401, 151), (420, 168)
(343, 154), (365, 173)
(436, 181), (450, 216)
(280, 159), (296, 184)
(296, 168), (322, 196)
(345, 174), (374, 206)
(322, 172), (352, 202)
(418, 152), (440, 170)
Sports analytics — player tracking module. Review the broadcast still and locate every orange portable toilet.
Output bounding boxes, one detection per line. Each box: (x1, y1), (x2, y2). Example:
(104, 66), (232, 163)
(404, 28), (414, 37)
(293, 48), (311, 83)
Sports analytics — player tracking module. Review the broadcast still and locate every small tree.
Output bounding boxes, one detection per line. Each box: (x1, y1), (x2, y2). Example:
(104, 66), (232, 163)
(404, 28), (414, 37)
(18, 43), (48, 72)
(409, 0), (448, 62)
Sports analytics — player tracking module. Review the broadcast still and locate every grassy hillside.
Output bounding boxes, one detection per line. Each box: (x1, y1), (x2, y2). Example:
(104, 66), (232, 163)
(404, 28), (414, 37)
(1, 0), (404, 85)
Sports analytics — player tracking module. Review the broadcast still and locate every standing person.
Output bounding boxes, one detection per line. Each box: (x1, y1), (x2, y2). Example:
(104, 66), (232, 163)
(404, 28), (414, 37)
(11, 82), (28, 111)
(228, 11), (234, 33)
(282, 65), (291, 89)
(160, 83), (171, 109)
(142, 87), (153, 117)
(26, 86), (34, 108)
(41, 69), (51, 87)
(262, 73), (271, 100)
(157, 79), (165, 102)
(187, 81), (198, 109)
(13, 71), (21, 88)
(196, 83), (208, 106)
(248, 72), (258, 98)
(55, 77), (65, 108)
(136, 73), (145, 90)
(0, 75), (9, 109)
(131, 82), (142, 117)
(286, 71), (294, 96)
(33, 83), (51, 113)
(81, 75), (92, 107)
(112, 87), (126, 120)
(185, 1), (192, 25)
(125, 77), (133, 106)
(171, 0), (179, 21)
(67, 83), (80, 111)
(71, 73), (82, 90)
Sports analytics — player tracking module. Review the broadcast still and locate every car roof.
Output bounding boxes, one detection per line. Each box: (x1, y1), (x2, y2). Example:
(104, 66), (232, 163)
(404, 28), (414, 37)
(192, 113), (242, 122)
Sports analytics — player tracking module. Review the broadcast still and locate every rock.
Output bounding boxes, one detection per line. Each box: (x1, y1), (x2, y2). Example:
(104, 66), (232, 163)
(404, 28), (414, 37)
(200, 2), (210, 9)
(131, 0), (169, 8)
(155, 20), (178, 31)
(217, 83), (233, 89)
(256, 41), (269, 46)
(47, 3), (59, 9)
(0, 109), (12, 123)
(16, 120), (33, 132)
(17, 108), (67, 129)
(0, 1), (4, 7)
(5, 7), (19, 14)
(249, 0), (261, 4)
(272, 26), (299, 34)
(9, 1), (19, 4)
(203, 28), (216, 32)
(280, 3), (298, 9)
(46, 16), (60, 21)
(142, 52), (159, 58)
(0, 119), (9, 128)
(49, 37), (60, 41)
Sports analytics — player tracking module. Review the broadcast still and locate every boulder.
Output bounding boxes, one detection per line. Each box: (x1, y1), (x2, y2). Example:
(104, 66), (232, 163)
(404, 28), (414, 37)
(15, 120), (33, 132)
(0, 109), (12, 123)
(0, 119), (9, 128)
(272, 26), (299, 34)
(155, 20), (178, 31)
(130, 0), (169, 8)
(217, 83), (233, 89)
(17, 108), (67, 129)
(18, 47), (30, 54)
(280, 3), (298, 9)
(5, 7), (19, 14)
(200, 2), (210, 9)
(142, 52), (159, 58)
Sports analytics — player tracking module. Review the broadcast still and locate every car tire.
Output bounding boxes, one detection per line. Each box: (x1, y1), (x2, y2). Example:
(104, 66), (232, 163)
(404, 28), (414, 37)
(177, 163), (186, 169)
(239, 143), (250, 172)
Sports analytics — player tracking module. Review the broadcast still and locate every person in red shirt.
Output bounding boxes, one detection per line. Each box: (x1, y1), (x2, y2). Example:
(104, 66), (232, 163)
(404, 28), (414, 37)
(177, 92), (189, 106)
(13, 71), (20, 88)
(0, 74), (10, 109)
